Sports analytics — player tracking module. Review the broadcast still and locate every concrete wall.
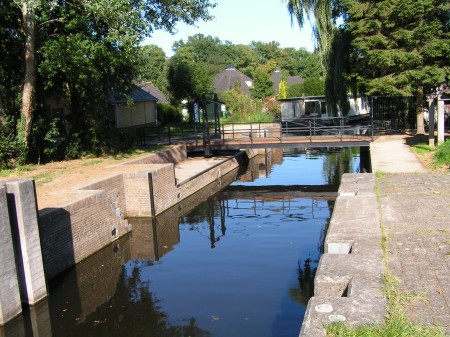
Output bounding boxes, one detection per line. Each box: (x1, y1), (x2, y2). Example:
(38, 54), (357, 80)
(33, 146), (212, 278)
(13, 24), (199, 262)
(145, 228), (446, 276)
(300, 173), (386, 336)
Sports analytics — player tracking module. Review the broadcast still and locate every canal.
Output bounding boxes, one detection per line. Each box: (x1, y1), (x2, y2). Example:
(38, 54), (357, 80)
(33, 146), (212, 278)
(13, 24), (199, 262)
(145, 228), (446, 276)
(15, 147), (363, 337)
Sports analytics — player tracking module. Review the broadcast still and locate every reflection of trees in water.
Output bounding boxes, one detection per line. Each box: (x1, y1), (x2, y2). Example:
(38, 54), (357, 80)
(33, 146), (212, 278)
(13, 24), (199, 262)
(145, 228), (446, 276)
(317, 206), (333, 254)
(322, 148), (359, 188)
(53, 264), (210, 337)
(291, 216), (329, 306)
(289, 258), (317, 307)
(181, 199), (227, 249)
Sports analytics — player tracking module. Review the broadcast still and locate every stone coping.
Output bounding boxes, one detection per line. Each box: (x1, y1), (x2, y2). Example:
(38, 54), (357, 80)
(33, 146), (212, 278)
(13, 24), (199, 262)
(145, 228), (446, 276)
(300, 173), (386, 336)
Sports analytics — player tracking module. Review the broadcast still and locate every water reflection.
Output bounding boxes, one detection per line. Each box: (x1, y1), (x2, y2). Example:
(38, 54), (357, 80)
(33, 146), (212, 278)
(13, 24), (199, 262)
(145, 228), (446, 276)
(11, 147), (361, 337)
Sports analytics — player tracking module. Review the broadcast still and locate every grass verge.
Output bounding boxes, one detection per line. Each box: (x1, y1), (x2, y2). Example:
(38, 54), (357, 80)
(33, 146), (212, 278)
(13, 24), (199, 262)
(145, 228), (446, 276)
(411, 139), (450, 171)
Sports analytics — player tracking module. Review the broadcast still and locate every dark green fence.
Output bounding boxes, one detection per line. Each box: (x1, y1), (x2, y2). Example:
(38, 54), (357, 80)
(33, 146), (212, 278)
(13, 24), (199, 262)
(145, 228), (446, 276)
(369, 96), (419, 131)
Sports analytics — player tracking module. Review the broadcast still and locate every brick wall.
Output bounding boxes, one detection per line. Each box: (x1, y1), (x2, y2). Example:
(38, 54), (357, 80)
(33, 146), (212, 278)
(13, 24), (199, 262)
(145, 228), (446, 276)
(39, 189), (132, 280)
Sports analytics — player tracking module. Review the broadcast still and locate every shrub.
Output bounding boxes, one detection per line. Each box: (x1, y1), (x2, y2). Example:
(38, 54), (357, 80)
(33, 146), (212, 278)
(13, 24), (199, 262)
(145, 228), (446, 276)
(0, 126), (18, 169)
(287, 77), (325, 97)
(220, 88), (261, 122)
(434, 139), (450, 166)
(65, 133), (83, 160)
(158, 103), (183, 125)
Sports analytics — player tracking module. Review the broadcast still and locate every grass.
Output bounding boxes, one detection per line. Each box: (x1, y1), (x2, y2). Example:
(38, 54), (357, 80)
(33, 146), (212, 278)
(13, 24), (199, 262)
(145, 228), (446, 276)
(0, 165), (35, 177)
(411, 138), (450, 171)
(434, 139), (450, 166)
(31, 173), (53, 186)
(327, 274), (445, 337)
(81, 159), (103, 166)
(325, 175), (446, 337)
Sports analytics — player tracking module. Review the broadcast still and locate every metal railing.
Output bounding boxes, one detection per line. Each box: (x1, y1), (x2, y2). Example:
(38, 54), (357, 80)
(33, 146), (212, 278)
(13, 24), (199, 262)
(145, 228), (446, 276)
(135, 123), (221, 146)
(281, 117), (373, 142)
(135, 118), (374, 146)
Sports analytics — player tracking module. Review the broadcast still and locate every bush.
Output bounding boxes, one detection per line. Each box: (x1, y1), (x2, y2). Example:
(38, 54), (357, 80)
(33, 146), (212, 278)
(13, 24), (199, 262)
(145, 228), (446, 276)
(0, 126), (18, 169)
(434, 139), (450, 166)
(158, 103), (182, 125)
(287, 77), (325, 97)
(65, 133), (83, 160)
(219, 88), (262, 122)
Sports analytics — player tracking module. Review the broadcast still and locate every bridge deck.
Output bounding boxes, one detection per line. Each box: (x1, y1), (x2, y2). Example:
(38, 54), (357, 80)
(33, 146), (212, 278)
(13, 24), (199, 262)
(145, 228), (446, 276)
(185, 135), (372, 151)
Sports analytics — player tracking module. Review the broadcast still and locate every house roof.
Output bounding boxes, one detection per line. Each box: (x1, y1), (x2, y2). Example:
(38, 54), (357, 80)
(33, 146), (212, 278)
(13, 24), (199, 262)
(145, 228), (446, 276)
(110, 85), (157, 103)
(287, 76), (304, 85)
(137, 82), (169, 103)
(271, 67), (304, 94)
(110, 83), (170, 104)
(214, 64), (253, 95)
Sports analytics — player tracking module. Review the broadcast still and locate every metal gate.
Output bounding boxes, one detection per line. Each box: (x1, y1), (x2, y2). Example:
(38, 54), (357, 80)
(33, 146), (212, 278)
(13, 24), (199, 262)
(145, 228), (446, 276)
(369, 96), (419, 131)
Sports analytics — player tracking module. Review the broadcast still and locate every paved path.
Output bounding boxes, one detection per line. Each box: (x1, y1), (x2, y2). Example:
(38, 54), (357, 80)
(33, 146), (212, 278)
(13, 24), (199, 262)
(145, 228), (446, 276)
(371, 135), (450, 334)
(371, 134), (427, 173)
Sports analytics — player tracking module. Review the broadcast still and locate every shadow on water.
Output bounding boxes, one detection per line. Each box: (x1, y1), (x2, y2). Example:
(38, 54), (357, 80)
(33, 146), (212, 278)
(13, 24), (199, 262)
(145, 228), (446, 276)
(9, 147), (363, 337)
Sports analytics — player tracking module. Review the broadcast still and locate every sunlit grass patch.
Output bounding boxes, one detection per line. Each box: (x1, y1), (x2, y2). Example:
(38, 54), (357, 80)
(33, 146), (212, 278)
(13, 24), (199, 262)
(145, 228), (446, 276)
(31, 173), (53, 186)
(326, 274), (446, 337)
(82, 159), (103, 166)
(0, 165), (35, 177)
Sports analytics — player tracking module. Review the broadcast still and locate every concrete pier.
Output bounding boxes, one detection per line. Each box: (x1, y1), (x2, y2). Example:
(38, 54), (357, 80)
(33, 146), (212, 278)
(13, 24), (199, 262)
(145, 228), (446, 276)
(0, 186), (22, 325)
(4, 180), (47, 306)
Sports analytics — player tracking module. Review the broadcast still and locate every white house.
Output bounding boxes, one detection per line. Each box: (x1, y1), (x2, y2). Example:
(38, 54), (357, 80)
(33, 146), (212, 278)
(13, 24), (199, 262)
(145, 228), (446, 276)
(278, 95), (370, 120)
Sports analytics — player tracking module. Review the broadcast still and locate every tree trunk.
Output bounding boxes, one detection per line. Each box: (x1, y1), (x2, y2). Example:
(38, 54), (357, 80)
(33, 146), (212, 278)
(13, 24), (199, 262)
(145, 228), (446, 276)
(21, 1), (36, 146)
(416, 87), (425, 135)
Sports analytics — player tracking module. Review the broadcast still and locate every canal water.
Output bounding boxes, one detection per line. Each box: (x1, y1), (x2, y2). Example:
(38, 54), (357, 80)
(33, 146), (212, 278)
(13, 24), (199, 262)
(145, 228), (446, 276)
(14, 147), (362, 337)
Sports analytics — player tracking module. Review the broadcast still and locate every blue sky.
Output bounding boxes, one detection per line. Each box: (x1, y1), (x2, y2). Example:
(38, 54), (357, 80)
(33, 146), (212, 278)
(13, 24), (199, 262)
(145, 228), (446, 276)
(143, 0), (315, 57)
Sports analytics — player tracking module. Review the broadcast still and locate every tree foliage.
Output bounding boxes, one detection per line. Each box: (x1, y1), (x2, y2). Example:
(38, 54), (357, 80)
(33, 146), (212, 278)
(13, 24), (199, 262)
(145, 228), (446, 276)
(250, 67), (274, 100)
(287, 77), (325, 97)
(343, 0), (450, 96)
(285, 0), (450, 123)
(0, 0), (216, 164)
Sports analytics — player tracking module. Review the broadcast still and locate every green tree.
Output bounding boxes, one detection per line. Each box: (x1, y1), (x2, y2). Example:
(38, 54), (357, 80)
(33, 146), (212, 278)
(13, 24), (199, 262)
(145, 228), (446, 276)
(278, 79), (288, 99)
(287, 77), (325, 97)
(172, 34), (228, 73)
(136, 45), (167, 83)
(2, 0), (216, 162)
(285, 0), (335, 68)
(167, 55), (214, 103)
(250, 67), (274, 99)
(250, 41), (283, 63)
(342, 0), (450, 133)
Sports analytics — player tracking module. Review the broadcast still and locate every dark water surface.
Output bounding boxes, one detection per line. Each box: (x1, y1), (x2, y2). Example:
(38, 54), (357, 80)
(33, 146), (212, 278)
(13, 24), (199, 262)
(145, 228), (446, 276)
(19, 148), (361, 337)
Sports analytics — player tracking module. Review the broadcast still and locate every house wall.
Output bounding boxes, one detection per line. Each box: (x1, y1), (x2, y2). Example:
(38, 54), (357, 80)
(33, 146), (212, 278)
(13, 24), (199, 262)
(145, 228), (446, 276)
(348, 97), (369, 117)
(281, 96), (369, 119)
(115, 101), (157, 128)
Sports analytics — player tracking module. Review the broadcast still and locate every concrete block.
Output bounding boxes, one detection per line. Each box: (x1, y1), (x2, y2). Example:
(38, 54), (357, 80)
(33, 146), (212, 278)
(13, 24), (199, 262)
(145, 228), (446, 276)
(0, 186), (22, 325)
(314, 254), (384, 298)
(4, 179), (47, 305)
(300, 296), (386, 337)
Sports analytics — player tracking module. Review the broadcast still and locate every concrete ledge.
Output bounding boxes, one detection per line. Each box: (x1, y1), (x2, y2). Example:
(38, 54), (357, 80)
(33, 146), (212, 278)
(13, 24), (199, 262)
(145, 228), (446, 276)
(301, 296), (386, 337)
(300, 173), (386, 336)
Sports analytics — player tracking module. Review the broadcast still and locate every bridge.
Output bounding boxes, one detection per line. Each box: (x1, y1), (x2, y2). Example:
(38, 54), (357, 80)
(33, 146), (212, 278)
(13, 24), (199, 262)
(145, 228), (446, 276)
(135, 118), (374, 152)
